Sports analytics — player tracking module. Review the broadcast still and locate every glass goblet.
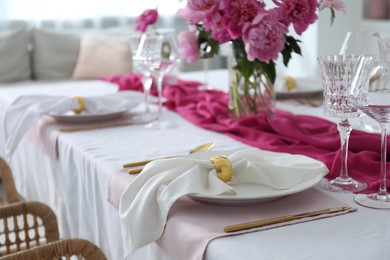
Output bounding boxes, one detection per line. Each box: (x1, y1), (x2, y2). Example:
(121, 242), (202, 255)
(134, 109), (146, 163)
(317, 55), (369, 192)
(129, 34), (156, 123)
(339, 31), (381, 133)
(135, 30), (181, 130)
(351, 47), (390, 209)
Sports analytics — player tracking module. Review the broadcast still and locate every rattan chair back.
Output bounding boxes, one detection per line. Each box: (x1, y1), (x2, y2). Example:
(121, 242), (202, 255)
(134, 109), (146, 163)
(0, 201), (59, 256)
(0, 157), (20, 206)
(1, 238), (107, 260)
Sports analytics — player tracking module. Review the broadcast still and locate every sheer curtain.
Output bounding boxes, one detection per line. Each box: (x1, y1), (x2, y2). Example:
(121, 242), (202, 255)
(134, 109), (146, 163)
(0, 0), (185, 30)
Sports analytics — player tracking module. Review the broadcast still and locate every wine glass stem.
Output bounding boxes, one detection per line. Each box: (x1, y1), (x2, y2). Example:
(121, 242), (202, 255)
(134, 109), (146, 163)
(379, 123), (389, 195)
(337, 119), (352, 179)
(142, 73), (152, 114)
(156, 72), (164, 121)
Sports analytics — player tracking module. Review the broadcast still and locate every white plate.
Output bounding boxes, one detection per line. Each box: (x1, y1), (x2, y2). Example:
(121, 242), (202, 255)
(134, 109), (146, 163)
(276, 77), (323, 99)
(50, 110), (126, 123)
(186, 150), (323, 206)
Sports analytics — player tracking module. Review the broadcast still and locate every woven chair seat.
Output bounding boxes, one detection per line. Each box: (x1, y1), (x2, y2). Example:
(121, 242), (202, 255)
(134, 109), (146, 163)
(1, 238), (107, 260)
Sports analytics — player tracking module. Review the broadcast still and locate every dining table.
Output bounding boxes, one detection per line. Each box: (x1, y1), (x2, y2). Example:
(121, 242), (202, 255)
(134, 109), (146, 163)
(0, 69), (389, 260)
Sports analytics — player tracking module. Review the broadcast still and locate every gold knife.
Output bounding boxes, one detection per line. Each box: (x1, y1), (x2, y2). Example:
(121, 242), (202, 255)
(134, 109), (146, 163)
(59, 121), (134, 132)
(224, 207), (355, 233)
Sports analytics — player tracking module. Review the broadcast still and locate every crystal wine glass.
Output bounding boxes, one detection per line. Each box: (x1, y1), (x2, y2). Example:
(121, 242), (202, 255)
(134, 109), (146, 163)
(134, 31), (181, 130)
(129, 34), (156, 123)
(350, 39), (390, 209)
(317, 55), (369, 192)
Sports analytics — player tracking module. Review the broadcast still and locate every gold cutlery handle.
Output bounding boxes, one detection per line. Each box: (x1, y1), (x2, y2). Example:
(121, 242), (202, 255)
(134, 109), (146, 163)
(123, 142), (216, 169)
(59, 121), (135, 132)
(123, 159), (153, 168)
(59, 124), (103, 132)
(128, 168), (143, 174)
(224, 207), (353, 233)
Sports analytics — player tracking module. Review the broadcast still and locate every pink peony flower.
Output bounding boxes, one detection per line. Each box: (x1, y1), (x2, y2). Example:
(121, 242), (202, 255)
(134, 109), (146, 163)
(178, 0), (220, 24)
(135, 8), (158, 33)
(319, 0), (346, 14)
(177, 6), (207, 24)
(242, 11), (288, 63)
(178, 31), (200, 64)
(273, 0), (318, 35)
(203, 7), (232, 43)
(187, 0), (218, 12)
(223, 0), (265, 40)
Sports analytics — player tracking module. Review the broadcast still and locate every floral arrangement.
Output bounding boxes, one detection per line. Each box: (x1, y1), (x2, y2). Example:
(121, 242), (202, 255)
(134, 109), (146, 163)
(177, 0), (346, 117)
(135, 8), (159, 33)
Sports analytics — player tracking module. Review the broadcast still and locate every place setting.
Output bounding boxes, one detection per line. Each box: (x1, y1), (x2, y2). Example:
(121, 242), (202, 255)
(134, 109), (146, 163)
(275, 76), (323, 99)
(2, 90), (157, 158)
(118, 146), (357, 258)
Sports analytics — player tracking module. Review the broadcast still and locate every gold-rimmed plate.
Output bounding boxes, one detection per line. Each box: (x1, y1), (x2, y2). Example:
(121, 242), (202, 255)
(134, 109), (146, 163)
(50, 110), (126, 123)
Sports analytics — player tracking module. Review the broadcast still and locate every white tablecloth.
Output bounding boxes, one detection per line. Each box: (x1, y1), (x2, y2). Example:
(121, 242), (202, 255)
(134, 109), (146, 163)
(0, 71), (389, 260)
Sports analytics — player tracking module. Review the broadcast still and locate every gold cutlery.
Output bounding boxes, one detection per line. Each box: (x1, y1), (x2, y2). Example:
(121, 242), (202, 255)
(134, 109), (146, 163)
(125, 142), (215, 174)
(297, 98), (322, 107)
(224, 207), (355, 233)
(59, 121), (134, 132)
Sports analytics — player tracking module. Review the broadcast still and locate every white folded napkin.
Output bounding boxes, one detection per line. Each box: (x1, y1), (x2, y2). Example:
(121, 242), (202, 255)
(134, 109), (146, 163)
(4, 91), (144, 156)
(119, 148), (328, 257)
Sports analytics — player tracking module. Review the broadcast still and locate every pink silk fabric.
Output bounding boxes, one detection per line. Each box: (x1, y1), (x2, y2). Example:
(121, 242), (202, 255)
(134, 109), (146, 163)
(103, 75), (388, 194)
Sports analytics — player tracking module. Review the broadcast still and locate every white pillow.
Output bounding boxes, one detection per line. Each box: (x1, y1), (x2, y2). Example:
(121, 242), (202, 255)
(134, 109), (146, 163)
(32, 29), (80, 80)
(72, 35), (133, 80)
(0, 28), (31, 83)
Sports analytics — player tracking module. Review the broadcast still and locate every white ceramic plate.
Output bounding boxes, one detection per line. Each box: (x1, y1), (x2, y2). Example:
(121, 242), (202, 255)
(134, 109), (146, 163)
(276, 77), (323, 99)
(186, 150), (324, 206)
(50, 110), (126, 123)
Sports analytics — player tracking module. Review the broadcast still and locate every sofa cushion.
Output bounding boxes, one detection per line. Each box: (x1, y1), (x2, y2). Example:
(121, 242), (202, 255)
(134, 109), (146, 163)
(0, 28), (31, 83)
(32, 28), (80, 80)
(72, 35), (132, 80)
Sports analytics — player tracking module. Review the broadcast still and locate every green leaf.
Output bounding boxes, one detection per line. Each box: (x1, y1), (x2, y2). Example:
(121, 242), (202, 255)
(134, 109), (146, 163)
(257, 60), (276, 84)
(282, 36), (302, 66)
(196, 24), (221, 59)
(330, 8), (335, 25)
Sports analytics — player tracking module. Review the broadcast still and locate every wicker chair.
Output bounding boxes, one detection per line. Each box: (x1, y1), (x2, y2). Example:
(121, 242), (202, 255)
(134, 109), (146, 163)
(0, 201), (59, 256)
(0, 157), (20, 206)
(1, 238), (107, 260)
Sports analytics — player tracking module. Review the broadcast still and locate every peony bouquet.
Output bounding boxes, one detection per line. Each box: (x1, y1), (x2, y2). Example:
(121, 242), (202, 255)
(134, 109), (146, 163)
(177, 0), (346, 117)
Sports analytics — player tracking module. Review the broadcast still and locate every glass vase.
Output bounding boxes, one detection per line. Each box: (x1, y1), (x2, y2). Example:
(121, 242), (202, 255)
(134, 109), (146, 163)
(227, 42), (276, 118)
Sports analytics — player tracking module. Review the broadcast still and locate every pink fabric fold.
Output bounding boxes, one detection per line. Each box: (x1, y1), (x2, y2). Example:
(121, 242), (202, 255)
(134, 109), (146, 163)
(103, 75), (389, 194)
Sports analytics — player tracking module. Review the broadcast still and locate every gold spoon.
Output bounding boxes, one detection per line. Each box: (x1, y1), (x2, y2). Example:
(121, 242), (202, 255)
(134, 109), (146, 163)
(124, 142), (215, 173)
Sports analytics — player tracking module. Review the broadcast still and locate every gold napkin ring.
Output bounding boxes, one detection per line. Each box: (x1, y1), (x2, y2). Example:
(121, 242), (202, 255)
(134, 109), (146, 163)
(211, 156), (232, 183)
(72, 96), (85, 114)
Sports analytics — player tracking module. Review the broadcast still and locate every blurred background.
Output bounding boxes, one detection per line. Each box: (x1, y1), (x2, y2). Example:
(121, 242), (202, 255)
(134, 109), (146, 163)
(0, 0), (389, 77)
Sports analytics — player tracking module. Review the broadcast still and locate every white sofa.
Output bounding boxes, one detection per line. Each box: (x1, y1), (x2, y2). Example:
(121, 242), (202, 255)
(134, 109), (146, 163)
(0, 26), (135, 84)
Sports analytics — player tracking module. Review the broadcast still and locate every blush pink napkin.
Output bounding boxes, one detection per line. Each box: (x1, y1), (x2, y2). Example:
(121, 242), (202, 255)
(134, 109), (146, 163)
(104, 75), (389, 194)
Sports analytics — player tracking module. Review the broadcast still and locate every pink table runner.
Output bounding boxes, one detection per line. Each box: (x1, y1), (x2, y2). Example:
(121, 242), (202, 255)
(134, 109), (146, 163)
(26, 113), (141, 158)
(157, 189), (354, 260)
(104, 75), (389, 194)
